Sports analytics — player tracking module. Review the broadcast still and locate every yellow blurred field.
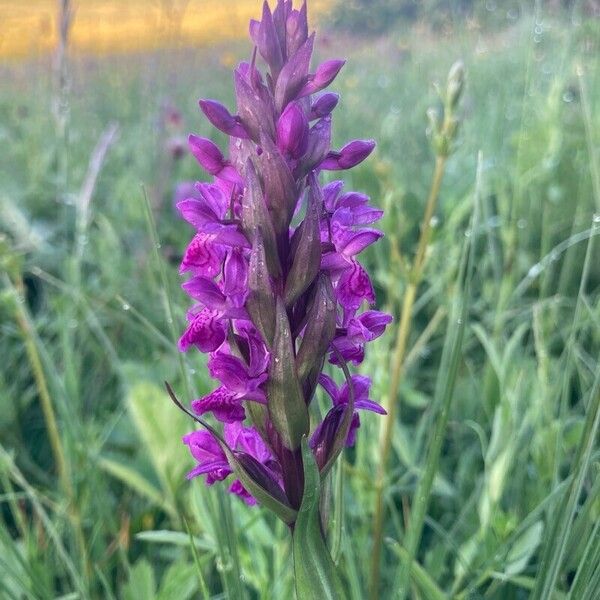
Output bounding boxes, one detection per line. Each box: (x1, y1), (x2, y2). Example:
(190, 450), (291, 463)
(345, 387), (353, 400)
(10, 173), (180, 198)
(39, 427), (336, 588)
(0, 0), (333, 60)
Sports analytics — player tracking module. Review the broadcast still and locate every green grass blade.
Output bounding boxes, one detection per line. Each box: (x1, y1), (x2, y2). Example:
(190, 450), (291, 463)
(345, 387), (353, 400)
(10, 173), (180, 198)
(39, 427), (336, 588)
(531, 366), (600, 599)
(394, 152), (482, 598)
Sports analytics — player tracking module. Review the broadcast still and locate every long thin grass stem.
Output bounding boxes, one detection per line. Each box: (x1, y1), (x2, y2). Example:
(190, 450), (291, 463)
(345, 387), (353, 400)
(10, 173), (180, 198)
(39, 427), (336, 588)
(369, 154), (447, 599)
(394, 152), (482, 598)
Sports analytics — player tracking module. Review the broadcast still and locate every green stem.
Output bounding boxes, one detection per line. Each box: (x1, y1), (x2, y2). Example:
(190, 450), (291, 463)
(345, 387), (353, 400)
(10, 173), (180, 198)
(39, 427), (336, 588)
(394, 154), (481, 598)
(369, 154), (448, 599)
(7, 273), (90, 585)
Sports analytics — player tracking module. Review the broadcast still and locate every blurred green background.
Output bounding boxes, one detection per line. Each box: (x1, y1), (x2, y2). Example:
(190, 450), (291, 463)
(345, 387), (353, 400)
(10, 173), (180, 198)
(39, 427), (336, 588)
(1, 0), (599, 598)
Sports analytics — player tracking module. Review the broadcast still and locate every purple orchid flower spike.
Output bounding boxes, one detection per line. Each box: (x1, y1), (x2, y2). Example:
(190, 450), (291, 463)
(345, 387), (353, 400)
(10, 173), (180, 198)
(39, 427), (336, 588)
(171, 0), (391, 542)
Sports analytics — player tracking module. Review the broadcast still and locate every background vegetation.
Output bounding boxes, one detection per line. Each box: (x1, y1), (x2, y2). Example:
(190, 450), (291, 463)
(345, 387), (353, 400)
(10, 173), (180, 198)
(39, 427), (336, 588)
(1, 1), (599, 598)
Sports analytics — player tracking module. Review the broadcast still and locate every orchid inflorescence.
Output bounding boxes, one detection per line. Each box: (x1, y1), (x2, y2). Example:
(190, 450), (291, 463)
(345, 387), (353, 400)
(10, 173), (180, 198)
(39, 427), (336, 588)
(173, 0), (391, 523)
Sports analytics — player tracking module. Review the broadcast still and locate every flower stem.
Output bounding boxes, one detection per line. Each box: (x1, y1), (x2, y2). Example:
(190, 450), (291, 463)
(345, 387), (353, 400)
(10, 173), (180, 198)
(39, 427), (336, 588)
(7, 273), (90, 585)
(369, 155), (448, 599)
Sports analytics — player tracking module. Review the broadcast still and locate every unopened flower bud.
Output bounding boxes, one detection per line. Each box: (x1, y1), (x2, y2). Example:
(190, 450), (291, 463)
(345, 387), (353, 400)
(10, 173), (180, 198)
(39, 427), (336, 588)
(320, 139), (376, 171)
(277, 101), (309, 158)
(446, 60), (465, 112)
(299, 59), (345, 97)
(199, 99), (248, 139)
(310, 92), (339, 120)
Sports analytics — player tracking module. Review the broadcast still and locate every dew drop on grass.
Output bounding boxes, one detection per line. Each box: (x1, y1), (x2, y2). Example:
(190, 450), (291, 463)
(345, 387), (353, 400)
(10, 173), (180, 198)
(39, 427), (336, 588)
(517, 219), (528, 229)
(592, 213), (600, 224)
(562, 90), (575, 103)
(122, 303), (130, 311)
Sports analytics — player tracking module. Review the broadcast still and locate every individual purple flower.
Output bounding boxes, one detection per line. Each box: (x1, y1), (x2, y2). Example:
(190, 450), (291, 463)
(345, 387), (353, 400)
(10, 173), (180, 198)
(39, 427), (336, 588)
(184, 422), (281, 506)
(174, 0), (391, 514)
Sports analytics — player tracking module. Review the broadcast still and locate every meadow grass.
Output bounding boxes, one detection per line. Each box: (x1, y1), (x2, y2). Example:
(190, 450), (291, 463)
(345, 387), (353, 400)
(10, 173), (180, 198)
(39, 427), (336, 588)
(0, 4), (599, 598)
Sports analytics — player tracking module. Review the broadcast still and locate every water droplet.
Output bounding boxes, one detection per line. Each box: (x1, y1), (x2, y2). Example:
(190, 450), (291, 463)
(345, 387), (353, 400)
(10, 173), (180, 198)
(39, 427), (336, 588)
(189, 368), (196, 375)
(122, 303), (131, 311)
(464, 229), (471, 238)
(155, 242), (162, 249)
(430, 216), (439, 228)
(562, 90), (574, 103)
(533, 35), (541, 44)
(488, 215), (502, 229)
(486, 0), (496, 12)
(528, 264), (543, 278)
(592, 213), (600, 224)
(534, 25), (543, 35)
(456, 318), (463, 325)
(517, 219), (528, 229)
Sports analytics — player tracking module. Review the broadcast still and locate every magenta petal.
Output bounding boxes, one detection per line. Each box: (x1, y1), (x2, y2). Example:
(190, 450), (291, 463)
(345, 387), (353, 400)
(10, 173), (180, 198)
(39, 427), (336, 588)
(299, 59), (345, 97)
(182, 276), (227, 309)
(354, 399), (387, 415)
(228, 479), (257, 505)
(223, 248), (248, 297)
(178, 308), (226, 353)
(216, 225), (251, 248)
(196, 182), (229, 218)
(340, 229), (384, 257)
(224, 421), (272, 464)
(337, 261), (375, 310)
(188, 135), (226, 175)
(322, 180), (344, 211)
(355, 310), (393, 339)
(318, 373), (339, 403)
(192, 387), (246, 423)
(277, 101), (309, 157)
(339, 374), (371, 404)
(179, 233), (225, 277)
(208, 353), (252, 393)
(310, 92), (340, 120)
(183, 430), (231, 481)
(176, 198), (219, 229)
(321, 250), (352, 272)
(200, 99), (249, 139)
(320, 139), (376, 171)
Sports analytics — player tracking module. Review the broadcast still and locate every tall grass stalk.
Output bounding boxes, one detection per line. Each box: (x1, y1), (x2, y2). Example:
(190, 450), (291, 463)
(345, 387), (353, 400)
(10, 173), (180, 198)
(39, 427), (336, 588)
(394, 151), (482, 598)
(4, 273), (90, 584)
(369, 155), (448, 598)
(531, 217), (600, 600)
(369, 59), (465, 595)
